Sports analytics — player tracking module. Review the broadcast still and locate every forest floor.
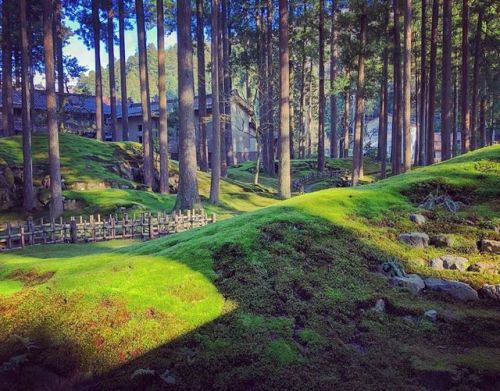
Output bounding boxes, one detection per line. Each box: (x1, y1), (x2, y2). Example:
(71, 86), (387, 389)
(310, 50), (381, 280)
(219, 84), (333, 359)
(0, 142), (499, 389)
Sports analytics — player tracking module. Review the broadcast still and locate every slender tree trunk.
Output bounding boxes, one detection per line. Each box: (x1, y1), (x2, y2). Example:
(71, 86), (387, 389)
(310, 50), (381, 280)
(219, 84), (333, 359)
(460, 0), (470, 153)
(20, 0), (34, 210)
(479, 96), (486, 147)
(210, 0), (222, 203)
(157, 0), (169, 194)
(343, 85), (350, 158)
(222, 0), (234, 167)
(107, 2), (118, 141)
(43, 0), (64, 218)
(352, 13), (367, 186)
(392, 0), (402, 174)
(92, 0), (104, 140)
(426, 0), (438, 164)
(330, 0), (338, 159)
(2, 0), (13, 136)
(470, 7), (482, 150)
(176, 0), (201, 209)
(452, 68), (458, 155)
(380, 46), (388, 178)
(136, 0), (154, 188)
(218, 2), (227, 177)
(289, 62), (295, 159)
(440, 0), (452, 160)
(402, 0), (412, 172)
(54, 0), (65, 132)
(196, 0), (209, 171)
(317, 0), (325, 171)
(278, 0), (291, 199)
(118, 0), (129, 141)
(266, 0), (275, 175)
(257, 4), (269, 172)
(298, 54), (307, 159)
(418, 0), (427, 165)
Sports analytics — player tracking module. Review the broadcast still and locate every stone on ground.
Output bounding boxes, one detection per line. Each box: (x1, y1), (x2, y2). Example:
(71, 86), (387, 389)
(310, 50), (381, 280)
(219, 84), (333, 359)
(391, 274), (425, 294)
(428, 255), (468, 272)
(398, 232), (430, 248)
(467, 262), (499, 274)
(409, 213), (426, 225)
(478, 239), (500, 254)
(423, 309), (438, 322)
(424, 278), (479, 301)
(478, 284), (500, 301)
(430, 234), (454, 248)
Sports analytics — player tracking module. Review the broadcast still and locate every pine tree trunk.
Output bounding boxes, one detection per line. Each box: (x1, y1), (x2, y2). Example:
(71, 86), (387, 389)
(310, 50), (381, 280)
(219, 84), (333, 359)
(135, 0), (154, 188)
(54, 0), (65, 132)
(107, 2), (118, 141)
(330, 0), (338, 159)
(289, 63), (295, 159)
(470, 7), (482, 150)
(380, 46), (388, 178)
(92, 0), (104, 141)
(2, 0), (14, 136)
(118, 0), (129, 141)
(479, 96), (486, 147)
(440, 0), (452, 160)
(157, 0), (169, 194)
(278, 0), (291, 199)
(452, 65), (458, 155)
(175, 0), (201, 209)
(222, 0), (234, 168)
(352, 13), (367, 186)
(392, 0), (402, 174)
(460, 0), (470, 153)
(218, 3), (227, 177)
(20, 0), (34, 210)
(418, 0), (427, 165)
(426, 0), (438, 164)
(43, 0), (64, 218)
(317, 0), (325, 171)
(209, 0), (222, 203)
(402, 0), (412, 172)
(343, 84), (350, 158)
(265, 0), (275, 175)
(196, 0), (209, 171)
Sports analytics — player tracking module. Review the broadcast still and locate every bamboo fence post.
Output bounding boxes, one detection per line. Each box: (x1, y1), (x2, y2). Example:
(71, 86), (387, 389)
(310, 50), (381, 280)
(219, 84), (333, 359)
(27, 217), (34, 245)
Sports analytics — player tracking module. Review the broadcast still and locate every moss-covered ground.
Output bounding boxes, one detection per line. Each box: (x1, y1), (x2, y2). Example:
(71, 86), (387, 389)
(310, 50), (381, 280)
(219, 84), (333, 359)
(0, 146), (499, 390)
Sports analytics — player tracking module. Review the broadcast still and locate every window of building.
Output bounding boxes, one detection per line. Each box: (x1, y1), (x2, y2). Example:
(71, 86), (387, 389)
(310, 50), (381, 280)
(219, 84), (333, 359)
(138, 124), (143, 133)
(139, 136), (143, 144)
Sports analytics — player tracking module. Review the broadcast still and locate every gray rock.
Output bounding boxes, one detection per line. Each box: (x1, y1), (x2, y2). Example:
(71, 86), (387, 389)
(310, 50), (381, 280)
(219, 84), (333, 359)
(430, 234), (454, 248)
(410, 213), (426, 225)
(478, 284), (500, 301)
(428, 255), (468, 272)
(373, 299), (386, 313)
(398, 232), (429, 248)
(424, 278), (479, 301)
(391, 274), (425, 294)
(423, 309), (438, 322)
(478, 239), (500, 254)
(467, 262), (499, 274)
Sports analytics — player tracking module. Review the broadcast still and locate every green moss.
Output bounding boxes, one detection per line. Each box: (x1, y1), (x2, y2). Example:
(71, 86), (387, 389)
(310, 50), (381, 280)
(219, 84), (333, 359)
(266, 339), (298, 365)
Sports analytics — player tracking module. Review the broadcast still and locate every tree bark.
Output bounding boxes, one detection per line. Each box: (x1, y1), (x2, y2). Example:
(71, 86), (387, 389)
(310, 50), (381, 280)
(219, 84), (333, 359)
(352, 13), (367, 186)
(278, 0), (291, 199)
(317, 0), (325, 171)
(342, 82), (350, 158)
(380, 46), (388, 178)
(265, 0), (274, 175)
(460, 0), (470, 153)
(92, 0), (104, 141)
(440, 0), (452, 160)
(196, 0), (209, 171)
(218, 2), (227, 177)
(118, 0), (129, 141)
(43, 0), (64, 218)
(426, 0), (438, 165)
(222, 0), (234, 168)
(392, 0), (403, 174)
(452, 68), (458, 155)
(470, 7), (482, 150)
(479, 96), (486, 147)
(402, 0), (412, 172)
(157, 0), (169, 194)
(175, 0), (201, 209)
(418, 0), (427, 165)
(329, 0), (338, 159)
(2, 0), (14, 136)
(210, 0), (222, 203)
(107, 1), (118, 141)
(54, 0), (65, 132)
(20, 0), (34, 210)
(136, 0), (154, 188)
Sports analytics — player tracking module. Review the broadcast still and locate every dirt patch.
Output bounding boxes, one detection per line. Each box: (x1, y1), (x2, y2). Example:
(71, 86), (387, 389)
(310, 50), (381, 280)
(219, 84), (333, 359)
(402, 179), (478, 205)
(7, 269), (55, 287)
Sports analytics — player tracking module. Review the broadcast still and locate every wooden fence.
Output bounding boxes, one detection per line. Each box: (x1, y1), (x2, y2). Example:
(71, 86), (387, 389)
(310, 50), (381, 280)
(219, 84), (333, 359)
(292, 168), (348, 191)
(0, 209), (216, 251)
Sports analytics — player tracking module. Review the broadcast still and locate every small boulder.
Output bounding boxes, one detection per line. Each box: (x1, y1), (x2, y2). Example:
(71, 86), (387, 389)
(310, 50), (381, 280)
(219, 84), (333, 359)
(430, 234), (454, 248)
(424, 278), (478, 301)
(478, 284), (500, 301)
(423, 309), (438, 322)
(478, 239), (500, 254)
(391, 274), (425, 294)
(467, 262), (499, 274)
(398, 232), (429, 248)
(409, 213), (426, 226)
(373, 299), (386, 313)
(428, 255), (468, 272)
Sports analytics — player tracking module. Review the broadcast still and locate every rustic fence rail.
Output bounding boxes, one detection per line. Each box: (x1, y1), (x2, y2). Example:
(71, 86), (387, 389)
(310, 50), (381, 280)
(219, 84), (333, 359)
(292, 168), (349, 191)
(0, 209), (216, 251)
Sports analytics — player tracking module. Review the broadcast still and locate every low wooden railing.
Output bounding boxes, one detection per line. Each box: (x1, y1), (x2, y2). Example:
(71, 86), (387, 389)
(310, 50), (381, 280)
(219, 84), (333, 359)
(292, 167), (348, 191)
(0, 209), (216, 251)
